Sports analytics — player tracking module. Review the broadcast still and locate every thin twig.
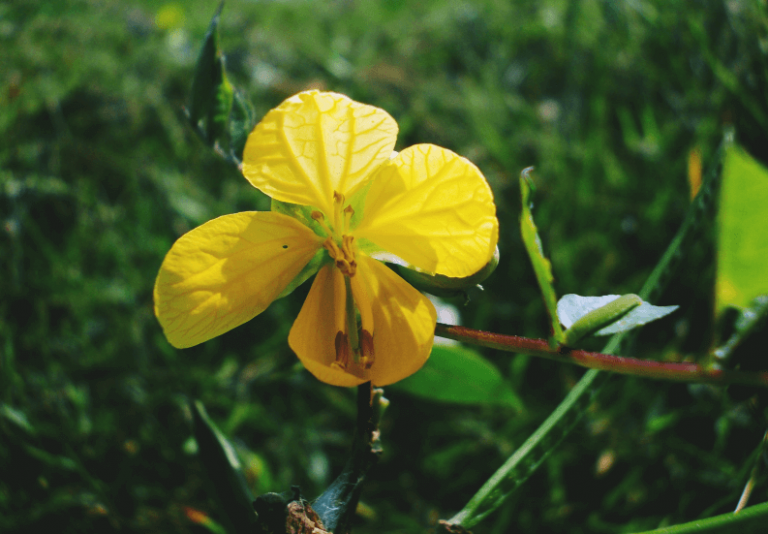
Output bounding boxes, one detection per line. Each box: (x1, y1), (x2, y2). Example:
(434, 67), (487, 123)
(435, 323), (768, 388)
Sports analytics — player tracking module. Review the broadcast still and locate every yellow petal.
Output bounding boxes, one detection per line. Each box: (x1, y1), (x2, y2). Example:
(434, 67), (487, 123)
(359, 256), (437, 386)
(354, 144), (499, 278)
(154, 212), (323, 348)
(242, 91), (398, 217)
(289, 264), (367, 387)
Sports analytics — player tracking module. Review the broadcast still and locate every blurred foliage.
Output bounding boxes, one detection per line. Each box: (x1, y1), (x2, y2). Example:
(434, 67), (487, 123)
(2, 0), (768, 533)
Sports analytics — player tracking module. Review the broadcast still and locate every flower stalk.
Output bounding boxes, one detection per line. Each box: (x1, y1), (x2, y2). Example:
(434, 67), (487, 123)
(435, 323), (768, 388)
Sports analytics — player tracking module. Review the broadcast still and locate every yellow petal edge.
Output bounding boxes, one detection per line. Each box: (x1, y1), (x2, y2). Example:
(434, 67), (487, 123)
(289, 256), (436, 387)
(355, 144), (499, 278)
(242, 91), (399, 216)
(154, 212), (323, 348)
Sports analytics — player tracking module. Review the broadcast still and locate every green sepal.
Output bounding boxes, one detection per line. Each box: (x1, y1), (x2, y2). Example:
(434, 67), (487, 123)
(395, 246), (500, 299)
(270, 199), (331, 298)
(277, 248), (330, 299)
(558, 294), (678, 346)
(270, 199), (329, 238)
(190, 400), (259, 532)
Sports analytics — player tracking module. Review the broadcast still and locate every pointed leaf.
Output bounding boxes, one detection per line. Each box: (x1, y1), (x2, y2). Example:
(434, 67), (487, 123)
(393, 345), (523, 409)
(629, 500), (768, 534)
(716, 146), (768, 314)
(189, 2), (232, 146)
(189, 2), (224, 127)
(519, 168), (563, 341)
(206, 64), (233, 143)
(558, 294), (678, 339)
(191, 401), (259, 532)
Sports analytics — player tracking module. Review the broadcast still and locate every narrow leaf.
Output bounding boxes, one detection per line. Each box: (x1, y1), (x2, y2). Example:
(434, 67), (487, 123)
(629, 501), (768, 534)
(189, 1), (233, 147)
(519, 168), (563, 341)
(206, 64), (233, 143)
(558, 294), (678, 339)
(716, 146), (768, 314)
(189, 2), (224, 128)
(393, 345), (523, 409)
(191, 400), (259, 532)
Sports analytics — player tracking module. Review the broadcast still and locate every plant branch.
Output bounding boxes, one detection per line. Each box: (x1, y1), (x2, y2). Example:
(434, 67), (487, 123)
(312, 381), (383, 534)
(435, 323), (768, 388)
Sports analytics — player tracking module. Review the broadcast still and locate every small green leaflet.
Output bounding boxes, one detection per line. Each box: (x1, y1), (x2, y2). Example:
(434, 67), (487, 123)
(394, 344), (523, 409)
(519, 167), (563, 342)
(558, 294), (678, 341)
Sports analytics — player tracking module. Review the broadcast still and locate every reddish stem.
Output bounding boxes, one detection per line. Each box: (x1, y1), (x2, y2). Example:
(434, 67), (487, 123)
(435, 323), (768, 388)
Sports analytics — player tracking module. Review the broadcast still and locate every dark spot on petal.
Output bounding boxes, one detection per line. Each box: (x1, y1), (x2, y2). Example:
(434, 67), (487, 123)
(282, 245), (288, 249)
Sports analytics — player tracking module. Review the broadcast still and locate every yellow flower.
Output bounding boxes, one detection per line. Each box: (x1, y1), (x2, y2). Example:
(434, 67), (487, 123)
(154, 91), (498, 387)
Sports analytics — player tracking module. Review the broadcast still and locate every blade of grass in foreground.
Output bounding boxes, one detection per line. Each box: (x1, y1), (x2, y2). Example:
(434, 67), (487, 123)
(447, 136), (730, 529)
(630, 501), (768, 534)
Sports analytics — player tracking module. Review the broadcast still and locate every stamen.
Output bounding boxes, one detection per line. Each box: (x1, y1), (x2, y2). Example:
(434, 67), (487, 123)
(343, 204), (354, 234)
(359, 329), (374, 369)
(349, 272), (374, 369)
(332, 331), (350, 370)
(323, 236), (357, 277)
(311, 211), (333, 237)
(332, 191), (346, 232)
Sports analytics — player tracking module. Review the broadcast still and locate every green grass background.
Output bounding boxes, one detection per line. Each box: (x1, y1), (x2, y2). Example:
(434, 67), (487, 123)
(2, 0), (768, 532)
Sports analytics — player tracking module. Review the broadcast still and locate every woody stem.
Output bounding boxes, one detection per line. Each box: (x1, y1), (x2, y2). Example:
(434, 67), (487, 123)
(435, 323), (768, 388)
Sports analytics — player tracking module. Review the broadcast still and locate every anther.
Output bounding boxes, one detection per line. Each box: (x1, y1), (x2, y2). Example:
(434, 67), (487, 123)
(343, 205), (354, 233)
(359, 329), (375, 369)
(333, 331), (350, 370)
(311, 211), (334, 237)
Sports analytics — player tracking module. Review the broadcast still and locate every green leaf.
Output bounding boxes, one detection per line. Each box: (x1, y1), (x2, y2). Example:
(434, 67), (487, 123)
(393, 345), (523, 409)
(191, 400), (258, 533)
(206, 64), (233, 143)
(189, 2), (232, 145)
(629, 501), (768, 534)
(519, 168), (563, 341)
(558, 294), (678, 343)
(716, 146), (768, 314)
(276, 248), (328, 299)
(0, 403), (34, 434)
(229, 89), (257, 160)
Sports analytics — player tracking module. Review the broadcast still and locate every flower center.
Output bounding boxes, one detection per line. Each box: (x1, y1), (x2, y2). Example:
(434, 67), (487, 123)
(311, 191), (358, 277)
(311, 191), (375, 377)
